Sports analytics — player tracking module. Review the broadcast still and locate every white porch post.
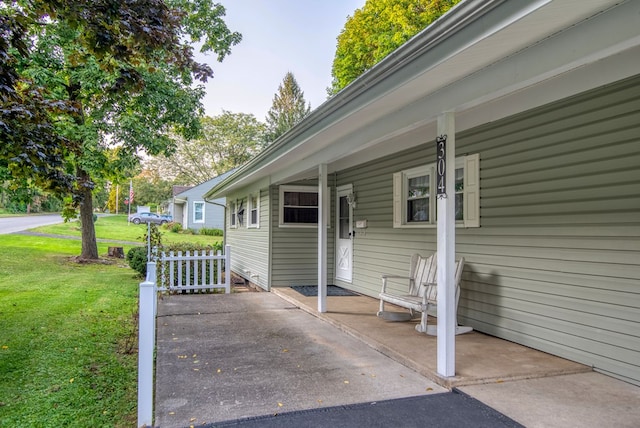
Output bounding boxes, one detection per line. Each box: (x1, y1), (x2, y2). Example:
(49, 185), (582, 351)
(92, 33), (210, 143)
(318, 163), (328, 313)
(436, 112), (457, 377)
(137, 261), (156, 427)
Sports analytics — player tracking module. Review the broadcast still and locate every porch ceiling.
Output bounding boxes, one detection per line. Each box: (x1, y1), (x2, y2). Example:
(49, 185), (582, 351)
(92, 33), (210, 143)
(206, 0), (636, 197)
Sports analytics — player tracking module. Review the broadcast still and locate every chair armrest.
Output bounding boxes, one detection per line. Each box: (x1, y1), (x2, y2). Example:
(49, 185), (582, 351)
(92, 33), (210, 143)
(381, 275), (411, 280)
(380, 275), (412, 293)
(420, 281), (438, 305)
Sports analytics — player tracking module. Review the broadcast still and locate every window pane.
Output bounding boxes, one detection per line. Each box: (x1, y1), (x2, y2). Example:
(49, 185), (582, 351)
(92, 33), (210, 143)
(249, 196), (258, 225)
(283, 207), (318, 223)
(284, 191), (318, 206)
(455, 167), (464, 221)
(339, 218), (350, 238)
(297, 192), (318, 206)
(455, 168), (464, 193)
(282, 190), (318, 224)
(284, 192), (298, 206)
(407, 198), (429, 222)
(195, 203), (204, 221)
(455, 194), (463, 220)
(408, 175), (429, 198)
(339, 196), (349, 239)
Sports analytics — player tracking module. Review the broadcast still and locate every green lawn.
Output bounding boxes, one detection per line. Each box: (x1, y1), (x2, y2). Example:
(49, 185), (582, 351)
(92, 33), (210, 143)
(0, 234), (139, 427)
(0, 216), (223, 426)
(31, 214), (222, 246)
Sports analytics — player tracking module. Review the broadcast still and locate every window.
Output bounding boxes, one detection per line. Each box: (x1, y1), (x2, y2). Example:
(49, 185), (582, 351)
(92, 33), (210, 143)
(237, 198), (246, 227)
(248, 194), (260, 228)
(393, 153), (479, 228)
(193, 201), (205, 223)
(229, 200), (237, 228)
(279, 185), (318, 227)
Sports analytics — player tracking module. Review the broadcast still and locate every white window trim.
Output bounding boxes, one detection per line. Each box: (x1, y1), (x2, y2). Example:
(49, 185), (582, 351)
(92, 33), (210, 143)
(393, 153), (480, 228)
(229, 200), (237, 229)
(279, 185), (318, 228)
(193, 201), (205, 224)
(248, 193), (260, 229)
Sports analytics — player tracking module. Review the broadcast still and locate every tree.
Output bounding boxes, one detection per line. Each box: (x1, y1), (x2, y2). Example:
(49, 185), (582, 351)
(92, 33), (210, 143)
(132, 170), (174, 208)
(328, 0), (461, 95)
(106, 184), (125, 214)
(146, 111), (266, 185)
(265, 72), (311, 142)
(1, 0), (241, 259)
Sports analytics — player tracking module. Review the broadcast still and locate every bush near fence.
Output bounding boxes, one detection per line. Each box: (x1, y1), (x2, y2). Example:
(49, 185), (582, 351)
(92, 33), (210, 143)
(126, 247), (148, 276)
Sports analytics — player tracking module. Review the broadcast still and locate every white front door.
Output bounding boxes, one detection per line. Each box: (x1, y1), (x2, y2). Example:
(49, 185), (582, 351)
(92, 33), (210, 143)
(335, 185), (353, 283)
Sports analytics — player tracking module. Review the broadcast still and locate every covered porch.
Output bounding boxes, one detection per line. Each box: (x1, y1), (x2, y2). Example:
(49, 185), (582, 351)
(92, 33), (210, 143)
(205, 0), (640, 388)
(272, 286), (590, 389)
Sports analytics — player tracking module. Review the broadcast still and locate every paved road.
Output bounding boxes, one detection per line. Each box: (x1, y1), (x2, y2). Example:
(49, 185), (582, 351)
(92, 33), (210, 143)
(0, 214), (64, 234)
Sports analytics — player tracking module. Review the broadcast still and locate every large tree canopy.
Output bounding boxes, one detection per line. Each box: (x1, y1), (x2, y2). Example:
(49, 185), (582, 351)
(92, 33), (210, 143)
(146, 111), (267, 185)
(0, 0), (241, 259)
(329, 0), (461, 95)
(265, 71), (311, 143)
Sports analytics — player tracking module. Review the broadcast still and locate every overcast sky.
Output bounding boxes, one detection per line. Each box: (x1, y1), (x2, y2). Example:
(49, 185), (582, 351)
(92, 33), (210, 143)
(195, 0), (367, 120)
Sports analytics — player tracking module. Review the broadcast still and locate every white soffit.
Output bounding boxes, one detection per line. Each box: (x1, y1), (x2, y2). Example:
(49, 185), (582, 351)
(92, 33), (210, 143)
(350, 0), (624, 128)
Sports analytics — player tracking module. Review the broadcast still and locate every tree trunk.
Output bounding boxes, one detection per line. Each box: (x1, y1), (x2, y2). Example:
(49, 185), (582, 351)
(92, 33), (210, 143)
(78, 170), (99, 260)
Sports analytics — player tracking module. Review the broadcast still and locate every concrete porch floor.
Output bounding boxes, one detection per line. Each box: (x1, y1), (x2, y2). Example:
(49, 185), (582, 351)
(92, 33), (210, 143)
(271, 286), (590, 389)
(269, 286), (640, 427)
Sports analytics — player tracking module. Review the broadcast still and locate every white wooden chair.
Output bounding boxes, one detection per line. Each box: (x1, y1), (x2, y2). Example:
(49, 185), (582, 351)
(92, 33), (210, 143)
(377, 253), (472, 335)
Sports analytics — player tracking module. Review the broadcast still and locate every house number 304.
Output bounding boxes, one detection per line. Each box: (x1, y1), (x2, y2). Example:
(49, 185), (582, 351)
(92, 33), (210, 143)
(436, 134), (447, 198)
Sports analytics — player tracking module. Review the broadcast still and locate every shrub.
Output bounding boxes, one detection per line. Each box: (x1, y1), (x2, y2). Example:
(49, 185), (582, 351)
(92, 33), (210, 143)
(163, 221), (182, 233)
(199, 227), (223, 236)
(126, 247), (148, 276)
(162, 241), (223, 254)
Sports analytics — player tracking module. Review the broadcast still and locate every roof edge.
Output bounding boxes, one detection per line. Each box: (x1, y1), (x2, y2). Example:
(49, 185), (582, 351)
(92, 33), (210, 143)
(204, 0), (505, 200)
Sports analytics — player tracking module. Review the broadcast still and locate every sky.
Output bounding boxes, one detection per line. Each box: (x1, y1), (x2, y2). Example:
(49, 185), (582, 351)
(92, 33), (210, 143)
(195, 0), (367, 120)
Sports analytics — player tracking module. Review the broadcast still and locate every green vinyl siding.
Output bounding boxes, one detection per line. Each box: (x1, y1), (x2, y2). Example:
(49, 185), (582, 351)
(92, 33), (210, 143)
(226, 188), (270, 290)
(335, 75), (640, 385)
(456, 76), (640, 386)
(270, 181), (335, 287)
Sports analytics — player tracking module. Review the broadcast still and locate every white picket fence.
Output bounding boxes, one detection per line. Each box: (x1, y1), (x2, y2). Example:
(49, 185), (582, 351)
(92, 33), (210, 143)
(156, 248), (231, 293)
(137, 245), (231, 427)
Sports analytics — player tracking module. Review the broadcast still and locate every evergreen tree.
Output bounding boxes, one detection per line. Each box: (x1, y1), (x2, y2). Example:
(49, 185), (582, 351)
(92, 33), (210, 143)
(265, 72), (311, 142)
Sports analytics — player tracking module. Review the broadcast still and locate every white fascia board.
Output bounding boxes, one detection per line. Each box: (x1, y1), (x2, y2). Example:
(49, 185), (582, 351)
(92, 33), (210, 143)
(224, 177), (271, 199)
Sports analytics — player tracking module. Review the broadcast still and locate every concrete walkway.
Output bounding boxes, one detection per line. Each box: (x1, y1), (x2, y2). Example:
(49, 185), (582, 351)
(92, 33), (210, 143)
(155, 292), (449, 427)
(154, 288), (640, 427)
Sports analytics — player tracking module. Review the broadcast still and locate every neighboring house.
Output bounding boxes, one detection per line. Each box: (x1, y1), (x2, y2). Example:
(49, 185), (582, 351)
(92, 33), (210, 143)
(170, 171), (234, 231)
(204, 0), (640, 386)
